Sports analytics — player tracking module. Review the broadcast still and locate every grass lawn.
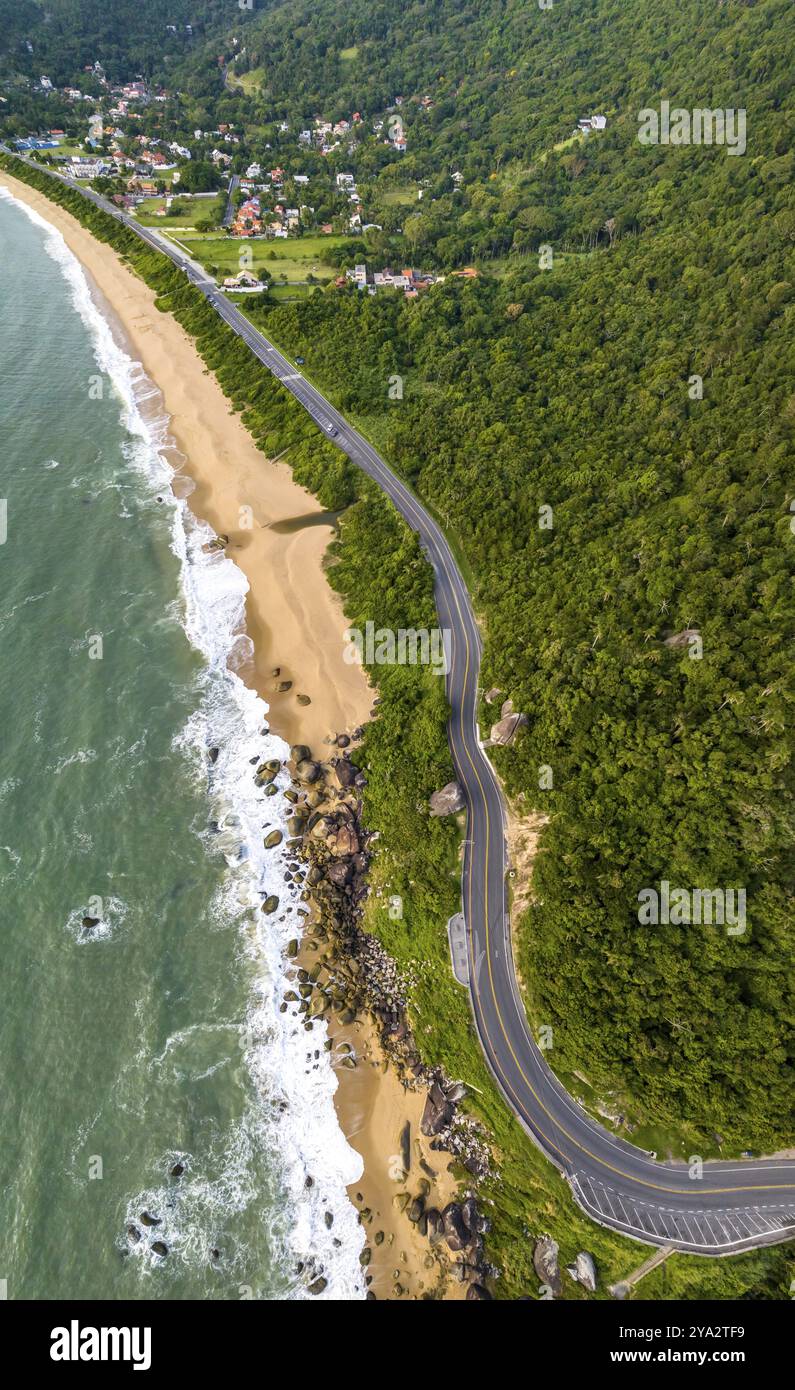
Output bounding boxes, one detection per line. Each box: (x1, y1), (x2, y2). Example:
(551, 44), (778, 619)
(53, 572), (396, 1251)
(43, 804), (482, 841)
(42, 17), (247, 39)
(339, 46), (359, 61)
(267, 283), (315, 302)
(378, 185), (420, 206)
(169, 232), (348, 283)
(226, 66), (265, 93)
(132, 197), (219, 228)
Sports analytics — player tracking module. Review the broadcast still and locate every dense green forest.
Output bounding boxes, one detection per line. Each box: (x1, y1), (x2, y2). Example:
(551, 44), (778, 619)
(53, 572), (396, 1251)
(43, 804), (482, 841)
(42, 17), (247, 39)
(0, 0), (234, 85)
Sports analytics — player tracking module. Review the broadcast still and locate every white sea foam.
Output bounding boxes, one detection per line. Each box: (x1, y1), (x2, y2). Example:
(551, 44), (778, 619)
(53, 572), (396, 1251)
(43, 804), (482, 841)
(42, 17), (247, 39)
(64, 895), (129, 944)
(0, 187), (366, 1299)
(47, 747), (98, 774)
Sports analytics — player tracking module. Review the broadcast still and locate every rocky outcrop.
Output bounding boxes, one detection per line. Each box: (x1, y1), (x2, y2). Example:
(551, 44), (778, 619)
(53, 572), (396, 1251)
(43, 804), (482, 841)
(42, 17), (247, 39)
(429, 781), (466, 816)
(332, 755), (359, 789)
(533, 1235), (562, 1295)
(443, 1202), (471, 1252)
(281, 735), (495, 1298)
(488, 712), (528, 746)
(421, 1082), (456, 1136)
(567, 1251), (597, 1292)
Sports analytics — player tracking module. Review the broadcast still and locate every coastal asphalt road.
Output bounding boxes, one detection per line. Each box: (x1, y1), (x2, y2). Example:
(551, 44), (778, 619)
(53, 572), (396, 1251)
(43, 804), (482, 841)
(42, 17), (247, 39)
(7, 153), (795, 1256)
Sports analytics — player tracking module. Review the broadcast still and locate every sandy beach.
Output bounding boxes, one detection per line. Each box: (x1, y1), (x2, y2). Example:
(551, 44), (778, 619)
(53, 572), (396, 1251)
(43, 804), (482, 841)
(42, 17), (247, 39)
(0, 172), (370, 752)
(0, 171), (460, 1299)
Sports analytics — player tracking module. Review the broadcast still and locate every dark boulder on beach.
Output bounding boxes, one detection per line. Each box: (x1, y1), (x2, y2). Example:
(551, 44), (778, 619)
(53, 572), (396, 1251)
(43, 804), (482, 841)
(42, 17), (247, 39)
(442, 1202), (472, 1252)
(261, 895), (280, 914)
(255, 759), (280, 784)
(420, 1082), (455, 1137)
(333, 758), (357, 789)
(326, 860), (353, 888)
(296, 759), (322, 783)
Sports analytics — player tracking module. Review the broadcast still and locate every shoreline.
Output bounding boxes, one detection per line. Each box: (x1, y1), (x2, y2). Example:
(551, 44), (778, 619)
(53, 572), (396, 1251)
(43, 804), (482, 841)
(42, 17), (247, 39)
(0, 171), (466, 1300)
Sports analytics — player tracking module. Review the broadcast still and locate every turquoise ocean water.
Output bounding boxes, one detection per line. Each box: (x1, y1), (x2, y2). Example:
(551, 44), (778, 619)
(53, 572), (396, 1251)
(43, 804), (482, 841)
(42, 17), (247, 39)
(0, 189), (364, 1300)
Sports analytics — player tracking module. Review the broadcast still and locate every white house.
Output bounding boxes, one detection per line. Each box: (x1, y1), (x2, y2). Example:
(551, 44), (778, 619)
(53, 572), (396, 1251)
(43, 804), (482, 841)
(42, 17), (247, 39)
(578, 114), (607, 132)
(69, 157), (109, 178)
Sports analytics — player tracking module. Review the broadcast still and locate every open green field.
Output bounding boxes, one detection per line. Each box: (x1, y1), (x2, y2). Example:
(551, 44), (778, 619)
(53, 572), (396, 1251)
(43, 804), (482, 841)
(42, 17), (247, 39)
(339, 46), (359, 61)
(51, 141), (85, 158)
(377, 184), (420, 206)
(226, 65), (265, 93)
(267, 283), (315, 302)
(132, 196), (218, 228)
(168, 231), (349, 284)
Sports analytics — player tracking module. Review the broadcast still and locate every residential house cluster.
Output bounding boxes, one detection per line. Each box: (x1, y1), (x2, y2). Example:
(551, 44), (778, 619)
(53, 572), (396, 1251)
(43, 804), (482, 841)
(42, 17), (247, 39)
(231, 194), (303, 239)
(346, 265), (444, 297)
(298, 112), (364, 156)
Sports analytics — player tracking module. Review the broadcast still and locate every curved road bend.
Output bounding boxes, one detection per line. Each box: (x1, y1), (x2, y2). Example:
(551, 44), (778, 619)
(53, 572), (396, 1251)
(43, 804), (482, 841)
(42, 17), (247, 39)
(10, 155), (795, 1256)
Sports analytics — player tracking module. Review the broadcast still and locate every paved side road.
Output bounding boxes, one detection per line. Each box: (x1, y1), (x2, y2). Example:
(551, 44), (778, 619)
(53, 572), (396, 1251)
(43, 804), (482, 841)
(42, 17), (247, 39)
(8, 151), (794, 1256)
(221, 173), (239, 229)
